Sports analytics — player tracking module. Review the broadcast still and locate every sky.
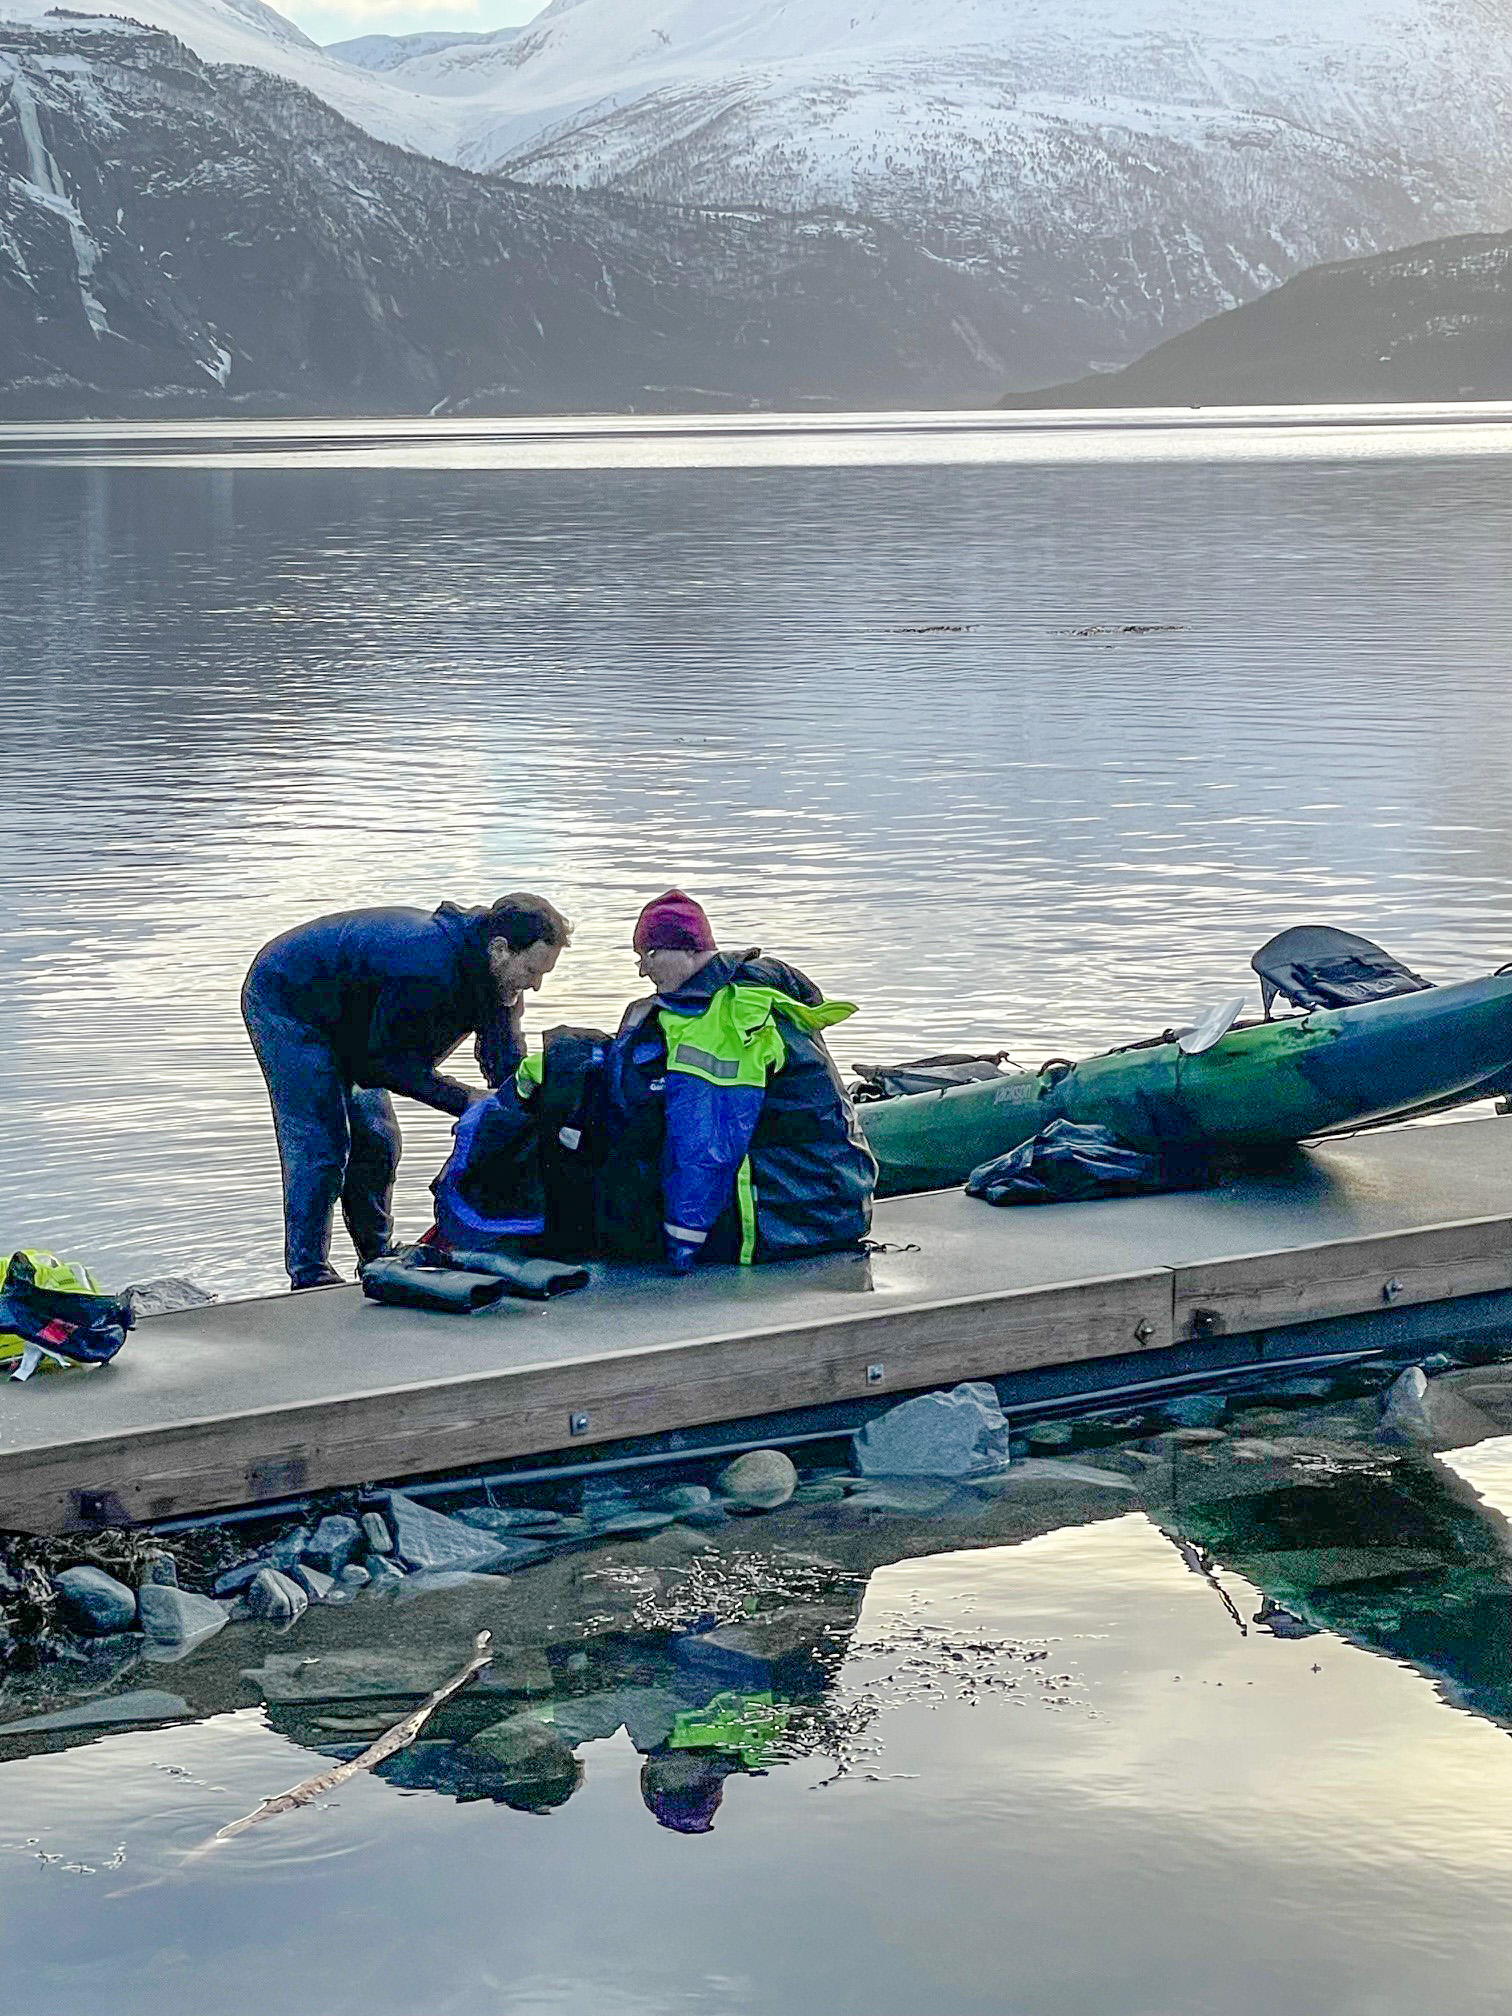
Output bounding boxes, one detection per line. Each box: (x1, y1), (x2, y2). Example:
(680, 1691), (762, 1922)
(283, 0), (539, 50)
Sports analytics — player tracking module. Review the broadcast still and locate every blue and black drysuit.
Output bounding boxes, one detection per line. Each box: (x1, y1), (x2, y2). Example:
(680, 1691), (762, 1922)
(242, 904), (523, 1286)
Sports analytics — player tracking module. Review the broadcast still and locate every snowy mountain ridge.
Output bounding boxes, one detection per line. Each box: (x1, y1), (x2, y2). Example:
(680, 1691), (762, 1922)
(456, 0), (1512, 188)
(326, 25), (521, 79)
(7, 0), (1512, 386)
(0, 13), (1053, 416)
(0, 0), (442, 150)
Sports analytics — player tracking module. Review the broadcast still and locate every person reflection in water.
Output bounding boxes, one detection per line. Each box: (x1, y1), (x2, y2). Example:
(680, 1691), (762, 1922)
(639, 1748), (743, 1834)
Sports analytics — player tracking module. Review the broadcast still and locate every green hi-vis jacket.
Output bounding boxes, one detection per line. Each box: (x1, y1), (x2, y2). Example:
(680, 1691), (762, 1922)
(600, 950), (878, 1266)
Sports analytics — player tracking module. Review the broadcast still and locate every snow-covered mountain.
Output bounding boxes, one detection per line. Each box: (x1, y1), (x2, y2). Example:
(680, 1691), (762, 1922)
(326, 26), (521, 78)
(8, 0), (1512, 389)
(0, 15), (1042, 416)
(433, 0), (1512, 371)
(447, 0), (1512, 191)
(0, 0), (445, 152)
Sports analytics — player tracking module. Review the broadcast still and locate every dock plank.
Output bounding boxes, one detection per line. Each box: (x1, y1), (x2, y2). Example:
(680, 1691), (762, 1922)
(1173, 1212), (1512, 1339)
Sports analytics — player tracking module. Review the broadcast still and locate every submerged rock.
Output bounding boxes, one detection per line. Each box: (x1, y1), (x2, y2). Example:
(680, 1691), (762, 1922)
(654, 1485), (714, 1515)
(1025, 1422), (1075, 1451)
(462, 1714), (582, 1809)
(459, 1505), (562, 1533)
(1377, 1364), (1495, 1448)
(1161, 1393), (1228, 1430)
(361, 1512), (394, 1556)
(844, 1478), (956, 1515)
(716, 1450), (798, 1510)
(393, 1569), (505, 1601)
(247, 1645), (509, 1704)
(0, 1688), (190, 1735)
(674, 1605), (850, 1691)
(138, 1552), (178, 1588)
(53, 1566), (137, 1637)
(587, 1510), (678, 1537)
(854, 1382), (1011, 1479)
(1273, 1376), (1336, 1400)
(137, 1585), (228, 1651)
(386, 1494), (513, 1573)
(983, 1459), (1139, 1493)
(339, 1564), (371, 1590)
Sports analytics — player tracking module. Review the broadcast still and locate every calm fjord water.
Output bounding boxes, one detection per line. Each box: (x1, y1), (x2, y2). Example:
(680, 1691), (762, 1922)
(1, 410), (1510, 1294)
(5, 414), (1512, 2015)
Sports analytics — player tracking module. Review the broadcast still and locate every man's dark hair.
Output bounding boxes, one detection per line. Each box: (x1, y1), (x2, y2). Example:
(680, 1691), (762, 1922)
(485, 893), (573, 951)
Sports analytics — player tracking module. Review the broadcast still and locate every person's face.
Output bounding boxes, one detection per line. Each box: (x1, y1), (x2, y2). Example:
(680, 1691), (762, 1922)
(491, 939), (561, 1002)
(638, 945), (703, 993)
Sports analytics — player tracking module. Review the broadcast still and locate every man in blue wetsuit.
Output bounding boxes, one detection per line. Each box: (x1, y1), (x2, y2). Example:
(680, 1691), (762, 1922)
(242, 894), (570, 1289)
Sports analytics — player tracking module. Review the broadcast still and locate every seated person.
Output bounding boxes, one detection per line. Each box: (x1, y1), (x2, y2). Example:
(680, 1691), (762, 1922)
(433, 890), (877, 1271)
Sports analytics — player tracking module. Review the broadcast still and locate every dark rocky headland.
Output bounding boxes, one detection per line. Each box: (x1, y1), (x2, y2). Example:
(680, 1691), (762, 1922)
(1002, 233), (1512, 409)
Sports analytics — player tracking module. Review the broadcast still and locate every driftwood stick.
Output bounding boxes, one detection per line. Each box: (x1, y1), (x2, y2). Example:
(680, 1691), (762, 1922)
(209, 1629), (494, 1845)
(1170, 1537), (1249, 1637)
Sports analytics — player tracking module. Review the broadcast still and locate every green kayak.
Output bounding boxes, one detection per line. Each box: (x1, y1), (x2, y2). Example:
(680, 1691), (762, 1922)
(861, 972), (1512, 1197)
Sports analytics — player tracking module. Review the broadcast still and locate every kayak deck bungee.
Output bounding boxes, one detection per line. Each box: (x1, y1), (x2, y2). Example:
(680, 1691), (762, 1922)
(860, 972), (1512, 1197)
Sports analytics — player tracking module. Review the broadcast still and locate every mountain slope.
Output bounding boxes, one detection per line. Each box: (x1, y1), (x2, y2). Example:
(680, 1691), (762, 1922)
(426, 0), (1512, 374)
(9, 0), (1512, 393)
(998, 233), (1512, 407)
(325, 27), (521, 79)
(0, 0), (443, 150)
(0, 17), (1048, 417)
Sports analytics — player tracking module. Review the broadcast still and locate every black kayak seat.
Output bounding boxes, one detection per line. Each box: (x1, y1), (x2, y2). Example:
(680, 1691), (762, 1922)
(851, 1053), (1012, 1102)
(1251, 927), (1431, 1018)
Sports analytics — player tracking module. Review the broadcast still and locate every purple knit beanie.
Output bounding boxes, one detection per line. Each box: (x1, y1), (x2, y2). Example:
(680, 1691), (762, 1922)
(633, 889), (716, 954)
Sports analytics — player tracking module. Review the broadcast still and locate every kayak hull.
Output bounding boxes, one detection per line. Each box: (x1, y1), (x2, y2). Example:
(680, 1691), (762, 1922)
(861, 973), (1512, 1197)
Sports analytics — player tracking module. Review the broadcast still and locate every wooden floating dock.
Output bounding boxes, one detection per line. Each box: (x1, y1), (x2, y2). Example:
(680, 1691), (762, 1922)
(2, 1116), (1511, 1535)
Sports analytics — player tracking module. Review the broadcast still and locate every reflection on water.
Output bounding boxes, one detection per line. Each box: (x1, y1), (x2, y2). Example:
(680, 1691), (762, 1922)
(2, 416), (1511, 1293)
(9, 1383), (1512, 2012)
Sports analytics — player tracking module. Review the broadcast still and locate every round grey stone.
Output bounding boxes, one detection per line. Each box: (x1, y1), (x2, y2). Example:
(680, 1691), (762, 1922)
(716, 1449), (797, 1510)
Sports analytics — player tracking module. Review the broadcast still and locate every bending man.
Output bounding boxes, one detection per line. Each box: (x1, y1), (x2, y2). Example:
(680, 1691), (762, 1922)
(243, 895), (570, 1289)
